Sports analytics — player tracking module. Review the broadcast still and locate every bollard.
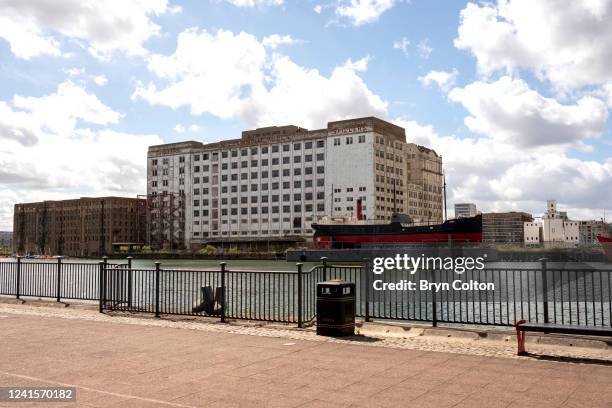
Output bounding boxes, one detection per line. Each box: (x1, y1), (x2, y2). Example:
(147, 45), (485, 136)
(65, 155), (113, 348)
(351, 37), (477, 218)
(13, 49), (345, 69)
(297, 263), (303, 328)
(56, 257), (62, 302)
(155, 262), (160, 318)
(540, 258), (549, 324)
(321, 256), (328, 281)
(16, 256), (21, 300)
(220, 262), (226, 323)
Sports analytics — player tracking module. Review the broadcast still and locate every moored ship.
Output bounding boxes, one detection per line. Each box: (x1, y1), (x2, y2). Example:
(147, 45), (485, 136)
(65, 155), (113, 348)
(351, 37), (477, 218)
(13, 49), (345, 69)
(597, 235), (612, 261)
(312, 201), (482, 249)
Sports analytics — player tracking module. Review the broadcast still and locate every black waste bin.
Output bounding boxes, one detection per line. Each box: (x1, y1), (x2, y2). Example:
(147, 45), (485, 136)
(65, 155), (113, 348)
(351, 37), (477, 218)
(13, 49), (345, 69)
(316, 280), (355, 336)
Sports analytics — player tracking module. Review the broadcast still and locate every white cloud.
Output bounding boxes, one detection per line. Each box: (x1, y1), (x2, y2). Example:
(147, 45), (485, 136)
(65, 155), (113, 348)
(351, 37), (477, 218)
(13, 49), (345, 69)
(174, 124), (201, 133)
(262, 34), (297, 49)
(455, 0), (612, 91)
(224, 0), (283, 6)
(314, 4), (323, 13)
(336, 0), (395, 26)
(133, 28), (387, 128)
(393, 37), (410, 56)
(12, 81), (121, 135)
(92, 75), (108, 86)
(448, 76), (608, 148)
(395, 118), (612, 219)
(418, 69), (458, 92)
(0, 0), (177, 60)
(64, 68), (85, 77)
(0, 83), (162, 230)
(416, 39), (433, 59)
(343, 56), (369, 72)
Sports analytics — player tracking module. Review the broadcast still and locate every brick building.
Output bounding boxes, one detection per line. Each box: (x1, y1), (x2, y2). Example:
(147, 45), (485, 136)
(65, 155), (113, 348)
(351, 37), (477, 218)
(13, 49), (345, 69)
(482, 212), (533, 245)
(13, 197), (146, 257)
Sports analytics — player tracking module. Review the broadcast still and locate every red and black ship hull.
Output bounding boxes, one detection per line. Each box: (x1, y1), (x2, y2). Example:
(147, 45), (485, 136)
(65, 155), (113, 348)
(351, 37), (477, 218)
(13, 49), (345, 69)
(312, 215), (482, 249)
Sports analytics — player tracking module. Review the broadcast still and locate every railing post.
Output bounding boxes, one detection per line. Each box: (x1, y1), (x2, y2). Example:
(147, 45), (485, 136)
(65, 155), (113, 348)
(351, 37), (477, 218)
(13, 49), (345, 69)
(363, 258), (370, 322)
(431, 268), (437, 327)
(321, 257), (328, 281)
(16, 256), (21, 299)
(155, 262), (160, 318)
(540, 258), (549, 324)
(297, 263), (303, 328)
(98, 261), (104, 313)
(127, 256), (133, 308)
(219, 262), (226, 323)
(56, 257), (62, 302)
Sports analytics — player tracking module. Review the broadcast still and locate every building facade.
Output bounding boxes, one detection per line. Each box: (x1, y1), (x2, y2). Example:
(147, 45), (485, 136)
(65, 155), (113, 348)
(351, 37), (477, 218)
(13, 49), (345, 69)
(523, 221), (541, 246)
(13, 197), (146, 257)
(523, 200), (583, 248)
(454, 203), (477, 218)
(0, 231), (12, 250)
(482, 212), (533, 245)
(147, 117), (444, 250)
(578, 220), (608, 245)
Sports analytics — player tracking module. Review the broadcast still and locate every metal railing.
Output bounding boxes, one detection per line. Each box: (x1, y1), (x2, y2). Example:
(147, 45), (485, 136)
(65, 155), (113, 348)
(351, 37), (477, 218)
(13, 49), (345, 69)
(0, 257), (123, 302)
(1, 257), (611, 329)
(100, 262), (312, 326)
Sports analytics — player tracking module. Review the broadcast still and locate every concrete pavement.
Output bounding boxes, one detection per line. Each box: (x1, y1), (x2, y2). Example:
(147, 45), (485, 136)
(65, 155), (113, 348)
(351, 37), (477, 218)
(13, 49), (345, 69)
(0, 306), (611, 407)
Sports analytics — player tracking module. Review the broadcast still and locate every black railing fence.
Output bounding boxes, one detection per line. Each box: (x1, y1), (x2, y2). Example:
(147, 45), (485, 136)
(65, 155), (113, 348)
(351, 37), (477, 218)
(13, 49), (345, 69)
(0, 257), (611, 329)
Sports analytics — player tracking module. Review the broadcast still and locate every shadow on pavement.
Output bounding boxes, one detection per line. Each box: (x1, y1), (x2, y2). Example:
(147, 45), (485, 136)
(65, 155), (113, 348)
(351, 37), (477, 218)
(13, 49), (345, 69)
(525, 353), (612, 366)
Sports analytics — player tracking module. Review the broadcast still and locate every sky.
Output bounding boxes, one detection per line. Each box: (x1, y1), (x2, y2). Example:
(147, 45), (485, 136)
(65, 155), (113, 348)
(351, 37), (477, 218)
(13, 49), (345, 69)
(1, 0), (611, 231)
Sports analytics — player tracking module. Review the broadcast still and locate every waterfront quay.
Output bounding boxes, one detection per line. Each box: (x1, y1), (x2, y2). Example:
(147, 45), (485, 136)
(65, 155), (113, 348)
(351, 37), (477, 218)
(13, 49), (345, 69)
(1, 303), (611, 408)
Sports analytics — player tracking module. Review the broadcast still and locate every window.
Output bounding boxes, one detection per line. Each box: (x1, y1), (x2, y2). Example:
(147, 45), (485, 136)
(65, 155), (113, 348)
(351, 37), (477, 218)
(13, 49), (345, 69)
(316, 153), (324, 161)
(251, 147), (258, 155)
(294, 142), (301, 150)
(334, 138), (340, 146)
(294, 156), (301, 163)
(283, 144), (290, 152)
(316, 140), (325, 148)
(222, 151), (228, 158)
(358, 134), (366, 143)
(305, 141), (312, 149)
(272, 145), (279, 153)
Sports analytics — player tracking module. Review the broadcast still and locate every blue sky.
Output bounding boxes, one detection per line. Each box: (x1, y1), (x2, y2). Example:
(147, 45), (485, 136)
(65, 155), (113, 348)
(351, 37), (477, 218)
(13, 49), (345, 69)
(0, 0), (611, 230)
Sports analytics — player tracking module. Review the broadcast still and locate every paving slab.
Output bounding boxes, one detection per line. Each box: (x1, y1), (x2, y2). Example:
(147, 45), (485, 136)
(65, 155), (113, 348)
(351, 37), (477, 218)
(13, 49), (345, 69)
(0, 305), (610, 407)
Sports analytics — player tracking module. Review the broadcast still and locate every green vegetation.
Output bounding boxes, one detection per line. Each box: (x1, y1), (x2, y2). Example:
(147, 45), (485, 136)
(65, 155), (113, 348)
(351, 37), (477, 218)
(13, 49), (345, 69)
(197, 245), (218, 256)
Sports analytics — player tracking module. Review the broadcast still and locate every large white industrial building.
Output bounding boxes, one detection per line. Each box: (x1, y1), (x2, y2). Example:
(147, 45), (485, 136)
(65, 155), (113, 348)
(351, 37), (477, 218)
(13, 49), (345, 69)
(146, 117), (443, 250)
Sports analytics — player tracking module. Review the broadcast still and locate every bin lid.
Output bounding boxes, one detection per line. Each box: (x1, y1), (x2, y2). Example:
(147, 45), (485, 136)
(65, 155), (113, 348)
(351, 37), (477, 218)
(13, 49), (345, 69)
(317, 280), (354, 286)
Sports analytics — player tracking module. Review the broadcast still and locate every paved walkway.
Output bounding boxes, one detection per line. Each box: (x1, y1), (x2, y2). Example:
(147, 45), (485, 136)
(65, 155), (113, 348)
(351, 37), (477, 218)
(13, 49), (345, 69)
(0, 305), (611, 407)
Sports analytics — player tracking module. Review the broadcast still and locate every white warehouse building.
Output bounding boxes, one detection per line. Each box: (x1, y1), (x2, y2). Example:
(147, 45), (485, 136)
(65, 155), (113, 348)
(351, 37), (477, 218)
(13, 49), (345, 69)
(146, 117), (443, 250)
